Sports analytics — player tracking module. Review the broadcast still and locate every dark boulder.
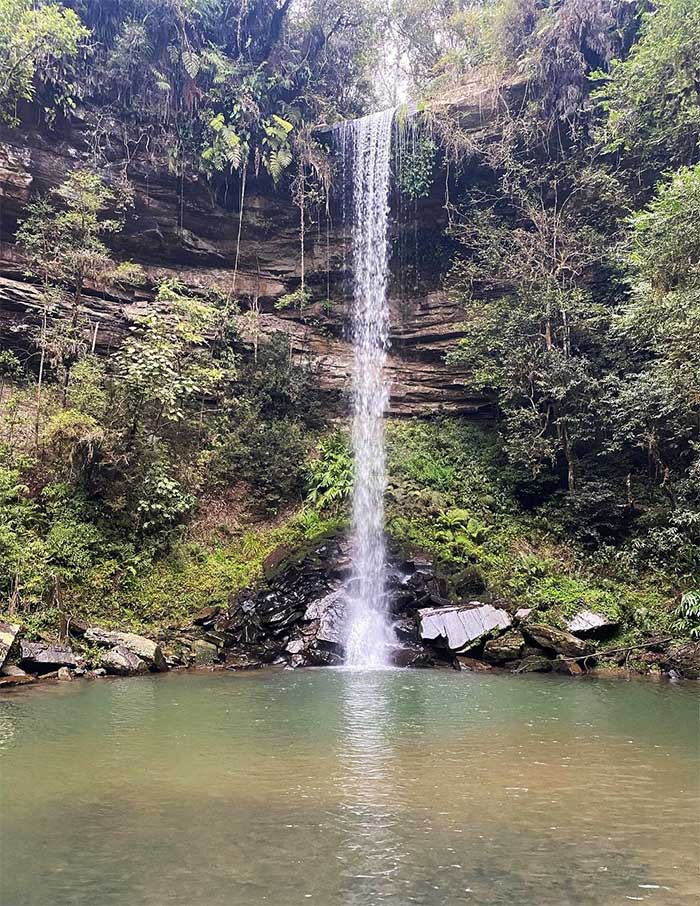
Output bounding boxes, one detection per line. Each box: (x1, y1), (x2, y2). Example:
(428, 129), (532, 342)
(455, 656), (495, 672)
(523, 623), (591, 658)
(225, 650), (265, 670)
(662, 641), (700, 680)
(0, 672), (35, 687)
(553, 656), (584, 676)
(191, 639), (219, 666)
(18, 641), (77, 674)
(66, 616), (89, 638)
(304, 589), (346, 646)
(482, 630), (525, 665)
(192, 605), (221, 626)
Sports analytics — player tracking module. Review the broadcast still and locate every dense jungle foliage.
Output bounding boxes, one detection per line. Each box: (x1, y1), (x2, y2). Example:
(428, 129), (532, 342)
(0, 0), (698, 646)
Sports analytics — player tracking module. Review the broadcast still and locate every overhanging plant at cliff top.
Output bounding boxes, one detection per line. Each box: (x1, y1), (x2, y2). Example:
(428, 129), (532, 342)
(0, 0), (88, 125)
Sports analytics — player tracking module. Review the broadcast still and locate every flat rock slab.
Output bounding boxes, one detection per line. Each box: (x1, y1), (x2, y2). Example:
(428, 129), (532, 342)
(0, 621), (20, 670)
(18, 641), (77, 672)
(0, 673), (35, 688)
(419, 604), (512, 652)
(566, 609), (618, 636)
(85, 628), (167, 671)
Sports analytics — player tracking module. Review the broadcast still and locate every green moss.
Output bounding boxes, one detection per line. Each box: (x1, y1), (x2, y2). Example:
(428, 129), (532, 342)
(526, 576), (623, 622)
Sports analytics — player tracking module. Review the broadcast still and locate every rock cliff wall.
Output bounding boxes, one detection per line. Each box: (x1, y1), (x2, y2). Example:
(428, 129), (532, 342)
(0, 80), (510, 416)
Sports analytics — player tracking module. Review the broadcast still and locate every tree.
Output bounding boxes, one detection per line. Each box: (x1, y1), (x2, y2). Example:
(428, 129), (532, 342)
(0, 0), (88, 124)
(593, 0), (700, 170)
(612, 164), (700, 487)
(16, 169), (132, 415)
(448, 168), (616, 493)
(110, 280), (223, 450)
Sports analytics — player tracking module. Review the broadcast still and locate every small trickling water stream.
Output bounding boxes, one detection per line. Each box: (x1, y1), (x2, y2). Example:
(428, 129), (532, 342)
(336, 109), (397, 668)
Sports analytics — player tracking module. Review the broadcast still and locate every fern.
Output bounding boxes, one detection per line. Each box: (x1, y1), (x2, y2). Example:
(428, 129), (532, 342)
(182, 49), (200, 79)
(266, 146), (292, 183)
(672, 591), (700, 640)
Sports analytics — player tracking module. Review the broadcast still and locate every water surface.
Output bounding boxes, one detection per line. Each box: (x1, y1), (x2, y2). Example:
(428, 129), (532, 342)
(1, 669), (698, 906)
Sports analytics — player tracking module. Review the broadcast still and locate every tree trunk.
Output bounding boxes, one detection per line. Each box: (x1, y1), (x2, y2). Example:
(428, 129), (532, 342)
(34, 306), (47, 448)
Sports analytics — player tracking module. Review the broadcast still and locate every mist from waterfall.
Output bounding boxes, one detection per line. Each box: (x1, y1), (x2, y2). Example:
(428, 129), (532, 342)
(336, 108), (396, 669)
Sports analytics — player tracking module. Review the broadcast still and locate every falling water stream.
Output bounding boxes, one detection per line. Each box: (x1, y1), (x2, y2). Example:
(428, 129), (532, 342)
(337, 108), (396, 668)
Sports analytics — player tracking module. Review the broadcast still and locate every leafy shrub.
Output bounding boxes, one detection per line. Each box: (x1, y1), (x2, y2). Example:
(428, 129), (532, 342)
(306, 433), (353, 512)
(672, 592), (700, 640)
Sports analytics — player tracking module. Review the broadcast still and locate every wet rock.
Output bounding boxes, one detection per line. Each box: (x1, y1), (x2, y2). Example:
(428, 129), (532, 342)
(192, 606), (220, 626)
(305, 589), (346, 646)
(393, 618), (420, 643)
(192, 639), (219, 666)
(418, 603), (512, 652)
(2, 664), (28, 678)
(553, 656), (584, 676)
(662, 641), (700, 680)
(18, 641), (77, 674)
(304, 647), (343, 667)
(225, 651), (264, 670)
(513, 655), (553, 673)
(84, 628), (167, 671)
(285, 638), (305, 655)
(88, 668), (107, 678)
(565, 609), (618, 637)
(57, 667), (73, 681)
(0, 672), (35, 687)
(455, 656), (494, 672)
(0, 621), (20, 670)
(483, 630), (525, 665)
(101, 645), (149, 676)
(392, 645), (435, 668)
(523, 624), (590, 658)
(202, 629), (236, 648)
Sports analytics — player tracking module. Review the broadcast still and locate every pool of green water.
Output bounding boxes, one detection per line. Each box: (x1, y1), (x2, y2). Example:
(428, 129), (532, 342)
(1, 669), (698, 906)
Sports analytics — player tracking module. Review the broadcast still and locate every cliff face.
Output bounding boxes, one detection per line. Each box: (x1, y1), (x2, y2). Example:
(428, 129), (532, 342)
(0, 84), (507, 417)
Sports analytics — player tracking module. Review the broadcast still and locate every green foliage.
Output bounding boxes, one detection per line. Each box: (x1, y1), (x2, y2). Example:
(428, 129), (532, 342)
(448, 177), (611, 493)
(113, 279), (222, 428)
(274, 287), (312, 311)
(0, 0), (87, 124)
(525, 575), (622, 623)
(397, 128), (437, 200)
(672, 591), (700, 641)
(593, 0), (700, 168)
(135, 467), (195, 534)
(306, 433), (353, 512)
(17, 170), (130, 289)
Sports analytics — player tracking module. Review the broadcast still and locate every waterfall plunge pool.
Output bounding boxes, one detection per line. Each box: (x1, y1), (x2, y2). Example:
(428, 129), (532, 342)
(1, 669), (698, 906)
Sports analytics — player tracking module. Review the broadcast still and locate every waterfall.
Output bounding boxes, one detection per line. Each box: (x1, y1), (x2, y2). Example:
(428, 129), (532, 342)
(336, 108), (396, 669)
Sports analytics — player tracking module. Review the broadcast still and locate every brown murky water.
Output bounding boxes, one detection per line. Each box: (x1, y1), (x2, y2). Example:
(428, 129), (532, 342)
(1, 669), (698, 906)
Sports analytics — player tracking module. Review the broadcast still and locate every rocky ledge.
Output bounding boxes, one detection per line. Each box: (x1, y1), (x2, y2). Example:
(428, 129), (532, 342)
(2, 538), (698, 687)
